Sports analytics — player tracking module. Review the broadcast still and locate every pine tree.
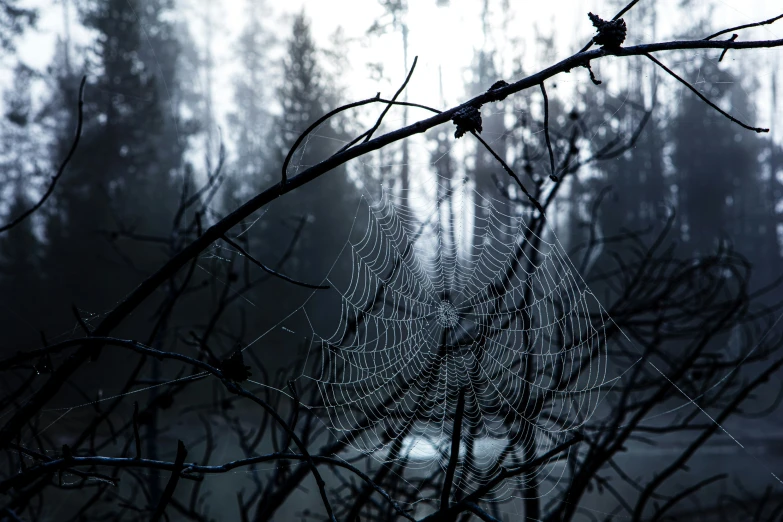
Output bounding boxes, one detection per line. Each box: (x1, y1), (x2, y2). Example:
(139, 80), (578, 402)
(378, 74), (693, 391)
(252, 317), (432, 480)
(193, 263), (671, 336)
(0, 64), (45, 348)
(670, 57), (765, 258)
(368, 0), (411, 208)
(42, 0), (188, 329)
(588, 0), (668, 241)
(0, 189), (43, 348)
(268, 11), (357, 280)
(227, 0), (273, 199)
(0, 0), (36, 50)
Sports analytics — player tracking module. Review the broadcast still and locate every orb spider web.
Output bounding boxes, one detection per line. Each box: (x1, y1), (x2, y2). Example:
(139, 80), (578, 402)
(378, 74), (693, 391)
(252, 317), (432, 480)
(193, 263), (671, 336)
(294, 170), (613, 501)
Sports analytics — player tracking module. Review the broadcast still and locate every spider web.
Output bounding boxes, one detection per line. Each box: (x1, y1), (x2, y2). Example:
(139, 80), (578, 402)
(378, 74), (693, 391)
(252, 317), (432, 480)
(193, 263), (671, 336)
(292, 168), (615, 501)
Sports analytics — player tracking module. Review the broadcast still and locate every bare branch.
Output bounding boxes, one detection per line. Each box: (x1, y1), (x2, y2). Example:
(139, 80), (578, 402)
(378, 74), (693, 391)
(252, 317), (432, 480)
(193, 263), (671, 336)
(644, 52), (769, 132)
(704, 12), (783, 41)
(470, 130), (545, 215)
(0, 76), (86, 235)
(441, 387), (466, 510)
(539, 82), (558, 181)
(364, 55), (419, 143)
(151, 440), (187, 522)
(132, 402), (141, 460)
(220, 234), (329, 290)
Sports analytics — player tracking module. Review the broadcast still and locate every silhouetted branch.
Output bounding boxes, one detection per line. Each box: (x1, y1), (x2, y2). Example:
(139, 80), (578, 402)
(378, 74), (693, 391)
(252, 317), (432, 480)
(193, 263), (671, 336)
(0, 450), (413, 520)
(644, 52), (768, 132)
(704, 12), (783, 41)
(0, 76), (86, 235)
(578, 0), (641, 53)
(132, 401), (141, 460)
(420, 434), (584, 522)
(151, 440), (187, 522)
(220, 234), (329, 290)
(651, 473), (727, 522)
(719, 33), (738, 61)
(4, 12), (783, 520)
(441, 387), (466, 510)
(281, 95), (381, 184)
(539, 82), (557, 181)
(464, 502), (501, 522)
(364, 55), (418, 143)
(470, 130), (545, 215)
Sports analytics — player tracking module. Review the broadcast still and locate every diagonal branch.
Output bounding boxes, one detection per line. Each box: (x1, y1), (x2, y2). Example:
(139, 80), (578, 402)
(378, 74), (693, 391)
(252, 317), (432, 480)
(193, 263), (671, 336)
(704, 12), (783, 41)
(470, 130), (545, 215)
(364, 55), (419, 143)
(151, 440), (188, 522)
(644, 52), (768, 132)
(220, 234), (329, 290)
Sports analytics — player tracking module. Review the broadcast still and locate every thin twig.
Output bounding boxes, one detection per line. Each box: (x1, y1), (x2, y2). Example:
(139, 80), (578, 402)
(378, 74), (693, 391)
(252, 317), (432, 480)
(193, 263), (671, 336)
(470, 131), (545, 215)
(151, 440), (187, 522)
(464, 502), (501, 522)
(335, 96), (441, 155)
(220, 235), (329, 290)
(71, 304), (93, 336)
(0, 76), (86, 235)
(283, 380), (300, 452)
(466, 432), (583, 503)
(719, 34), (738, 61)
(644, 52), (769, 132)
(578, 0), (641, 53)
(0, 451), (414, 520)
(704, 12), (783, 41)
(364, 55), (418, 143)
(652, 473), (728, 521)
(282, 96), (382, 184)
(132, 402), (141, 460)
(441, 387), (466, 510)
(539, 82), (558, 181)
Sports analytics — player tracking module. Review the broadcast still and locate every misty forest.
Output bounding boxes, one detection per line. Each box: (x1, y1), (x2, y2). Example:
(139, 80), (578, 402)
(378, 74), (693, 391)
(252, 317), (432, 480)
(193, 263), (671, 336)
(2, 0), (783, 520)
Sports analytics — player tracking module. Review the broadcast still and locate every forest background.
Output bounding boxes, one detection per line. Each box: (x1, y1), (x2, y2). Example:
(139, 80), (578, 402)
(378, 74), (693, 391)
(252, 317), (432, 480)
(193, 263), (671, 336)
(2, 0), (783, 520)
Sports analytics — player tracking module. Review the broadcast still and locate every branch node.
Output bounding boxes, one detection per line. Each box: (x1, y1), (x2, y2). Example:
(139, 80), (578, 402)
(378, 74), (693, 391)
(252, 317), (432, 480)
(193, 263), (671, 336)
(487, 79), (509, 101)
(719, 34), (738, 62)
(453, 105), (483, 139)
(584, 61), (603, 85)
(588, 12), (627, 49)
(220, 349), (252, 383)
